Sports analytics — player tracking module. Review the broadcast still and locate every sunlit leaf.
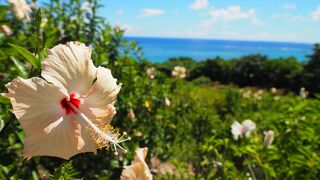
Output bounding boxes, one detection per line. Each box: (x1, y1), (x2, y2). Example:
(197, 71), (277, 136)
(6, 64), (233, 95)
(10, 56), (28, 78)
(8, 43), (40, 69)
(0, 119), (4, 132)
(0, 93), (10, 104)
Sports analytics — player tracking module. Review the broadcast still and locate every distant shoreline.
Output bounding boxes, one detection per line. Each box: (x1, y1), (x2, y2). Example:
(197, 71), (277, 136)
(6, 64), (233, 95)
(125, 36), (313, 62)
(125, 36), (314, 46)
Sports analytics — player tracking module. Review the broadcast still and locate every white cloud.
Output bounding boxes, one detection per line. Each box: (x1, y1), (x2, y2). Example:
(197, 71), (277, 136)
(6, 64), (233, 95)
(288, 15), (305, 23)
(173, 9), (180, 14)
(283, 3), (296, 10)
(272, 13), (306, 23)
(189, 0), (209, 10)
(139, 9), (165, 17)
(116, 10), (124, 16)
(251, 17), (265, 25)
(311, 6), (320, 21)
(272, 14), (280, 19)
(201, 6), (264, 27)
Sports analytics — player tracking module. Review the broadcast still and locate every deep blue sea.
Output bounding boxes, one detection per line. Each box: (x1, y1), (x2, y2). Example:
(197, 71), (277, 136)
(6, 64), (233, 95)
(126, 36), (313, 62)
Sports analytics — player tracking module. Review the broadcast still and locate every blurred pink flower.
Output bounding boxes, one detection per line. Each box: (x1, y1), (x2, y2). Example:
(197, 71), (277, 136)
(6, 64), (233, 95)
(127, 108), (136, 120)
(231, 119), (256, 140)
(263, 130), (275, 148)
(0, 25), (12, 37)
(5, 42), (129, 160)
(7, 0), (31, 20)
(121, 147), (152, 180)
(29, 2), (36, 9)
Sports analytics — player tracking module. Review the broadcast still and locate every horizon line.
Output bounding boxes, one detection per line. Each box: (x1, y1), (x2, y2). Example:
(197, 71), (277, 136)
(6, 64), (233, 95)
(124, 35), (315, 45)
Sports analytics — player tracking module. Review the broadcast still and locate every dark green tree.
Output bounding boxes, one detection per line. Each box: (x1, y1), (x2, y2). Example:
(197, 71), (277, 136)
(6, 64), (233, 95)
(302, 44), (320, 94)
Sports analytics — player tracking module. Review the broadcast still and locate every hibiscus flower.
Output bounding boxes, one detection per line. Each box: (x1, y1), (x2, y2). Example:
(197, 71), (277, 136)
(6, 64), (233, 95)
(5, 42), (129, 159)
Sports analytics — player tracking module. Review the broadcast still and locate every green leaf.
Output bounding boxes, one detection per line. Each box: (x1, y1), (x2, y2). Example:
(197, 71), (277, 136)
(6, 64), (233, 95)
(38, 48), (48, 63)
(10, 56), (28, 78)
(8, 43), (40, 69)
(32, 171), (39, 180)
(50, 161), (80, 180)
(0, 119), (4, 132)
(0, 93), (10, 104)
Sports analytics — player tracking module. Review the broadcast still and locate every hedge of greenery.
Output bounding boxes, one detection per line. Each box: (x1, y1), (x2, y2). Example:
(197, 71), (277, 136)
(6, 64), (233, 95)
(1, 0), (320, 179)
(156, 47), (320, 95)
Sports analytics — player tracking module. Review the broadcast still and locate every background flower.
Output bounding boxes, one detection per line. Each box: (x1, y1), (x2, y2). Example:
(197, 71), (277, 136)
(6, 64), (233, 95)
(7, 0), (30, 20)
(146, 67), (156, 79)
(172, 66), (186, 79)
(231, 119), (256, 140)
(120, 147), (152, 180)
(263, 130), (275, 148)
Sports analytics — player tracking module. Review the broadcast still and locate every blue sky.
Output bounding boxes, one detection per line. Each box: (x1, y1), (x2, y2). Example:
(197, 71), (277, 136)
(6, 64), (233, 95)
(99, 0), (320, 43)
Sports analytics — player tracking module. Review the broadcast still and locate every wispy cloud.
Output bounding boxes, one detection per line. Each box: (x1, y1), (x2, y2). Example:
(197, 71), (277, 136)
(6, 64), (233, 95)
(139, 9), (165, 17)
(189, 0), (209, 10)
(116, 10), (124, 16)
(311, 6), (320, 21)
(272, 13), (306, 23)
(283, 3), (296, 10)
(201, 6), (264, 28)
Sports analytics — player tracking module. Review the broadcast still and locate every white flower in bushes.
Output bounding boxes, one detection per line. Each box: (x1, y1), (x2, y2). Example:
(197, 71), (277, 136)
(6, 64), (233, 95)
(271, 87), (277, 94)
(146, 67), (156, 79)
(300, 87), (308, 100)
(0, 25), (11, 37)
(231, 119), (256, 140)
(263, 130), (275, 149)
(172, 66), (186, 79)
(8, 0), (31, 20)
(164, 97), (171, 107)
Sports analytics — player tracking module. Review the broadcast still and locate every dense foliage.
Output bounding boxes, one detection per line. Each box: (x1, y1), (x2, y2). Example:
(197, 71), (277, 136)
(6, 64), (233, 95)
(0, 0), (320, 179)
(156, 50), (320, 95)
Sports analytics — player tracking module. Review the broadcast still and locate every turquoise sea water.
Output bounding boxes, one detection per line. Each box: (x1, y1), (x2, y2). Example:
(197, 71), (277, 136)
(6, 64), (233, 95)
(126, 36), (314, 62)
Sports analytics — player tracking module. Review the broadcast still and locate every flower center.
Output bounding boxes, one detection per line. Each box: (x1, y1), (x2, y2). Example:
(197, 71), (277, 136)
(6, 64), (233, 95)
(60, 93), (81, 115)
(63, 100), (131, 155)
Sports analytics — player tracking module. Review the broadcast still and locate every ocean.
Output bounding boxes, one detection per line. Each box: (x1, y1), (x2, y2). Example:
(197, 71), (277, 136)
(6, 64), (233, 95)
(125, 36), (314, 62)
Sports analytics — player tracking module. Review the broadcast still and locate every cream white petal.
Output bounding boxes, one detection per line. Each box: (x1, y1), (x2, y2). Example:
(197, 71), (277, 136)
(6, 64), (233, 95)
(121, 148), (152, 180)
(5, 77), (97, 159)
(135, 147), (148, 163)
(5, 77), (67, 136)
(24, 115), (97, 160)
(79, 103), (116, 125)
(42, 42), (97, 95)
(231, 121), (242, 139)
(242, 119), (256, 132)
(263, 130), (275, 148)
(83, 66), (121, 123)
